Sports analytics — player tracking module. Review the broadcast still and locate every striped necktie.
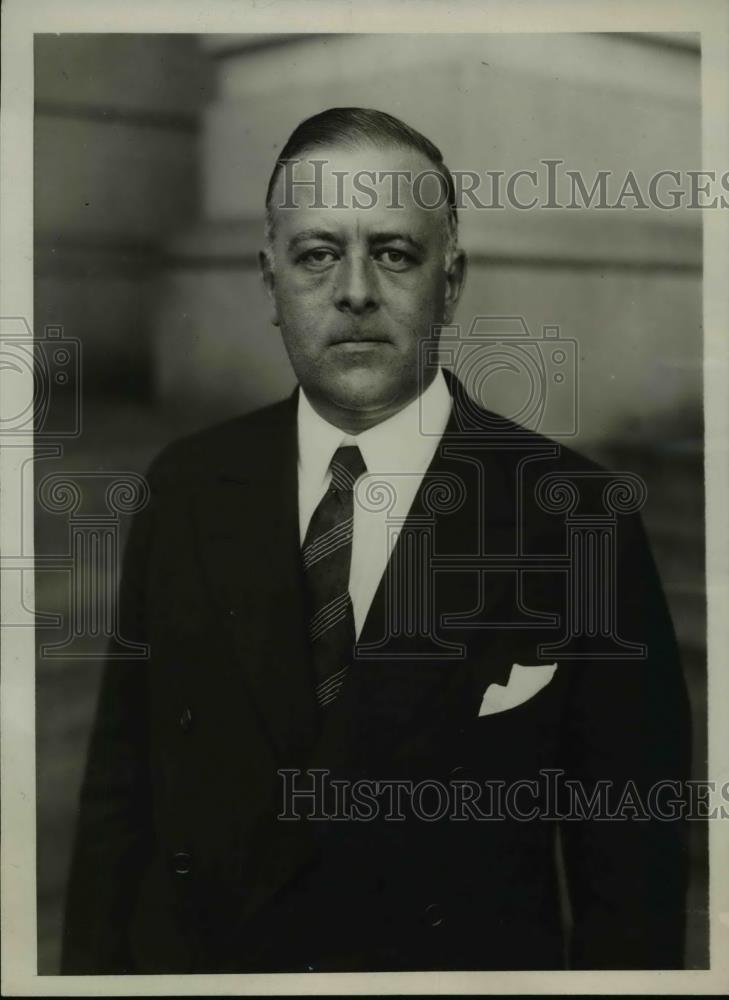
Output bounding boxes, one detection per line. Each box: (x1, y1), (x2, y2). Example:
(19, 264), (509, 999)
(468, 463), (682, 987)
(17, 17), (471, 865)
(302, 445), (366, 709)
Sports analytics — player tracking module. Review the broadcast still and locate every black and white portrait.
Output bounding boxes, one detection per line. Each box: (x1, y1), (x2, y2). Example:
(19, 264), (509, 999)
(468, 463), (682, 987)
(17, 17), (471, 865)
(2, 4), (728, 994)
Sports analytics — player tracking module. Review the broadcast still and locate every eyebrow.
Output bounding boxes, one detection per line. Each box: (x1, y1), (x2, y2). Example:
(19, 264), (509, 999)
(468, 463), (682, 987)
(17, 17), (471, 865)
(287, 229), (426, 253)
(369, 231), (426, 253)
(287, 229), (339, 251)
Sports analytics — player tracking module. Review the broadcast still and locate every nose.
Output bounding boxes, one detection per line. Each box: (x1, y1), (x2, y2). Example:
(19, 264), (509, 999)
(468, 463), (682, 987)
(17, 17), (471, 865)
(333, 252), (379, 316)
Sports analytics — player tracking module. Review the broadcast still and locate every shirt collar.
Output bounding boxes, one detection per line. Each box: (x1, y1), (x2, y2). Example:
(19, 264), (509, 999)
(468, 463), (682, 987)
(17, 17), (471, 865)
(297, 367), (452, 489)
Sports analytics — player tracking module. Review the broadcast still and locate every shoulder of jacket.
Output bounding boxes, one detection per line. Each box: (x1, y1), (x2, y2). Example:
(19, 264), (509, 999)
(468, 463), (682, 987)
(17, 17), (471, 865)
(445, 371), (604, 477)
(459, 406), (605, 476)
(145, 395), (293, 488)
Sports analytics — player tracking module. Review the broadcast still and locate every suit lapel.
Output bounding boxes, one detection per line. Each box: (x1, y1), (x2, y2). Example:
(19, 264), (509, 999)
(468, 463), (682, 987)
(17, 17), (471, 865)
(192, 392), (321, 763)
(355, 377), (520, 660)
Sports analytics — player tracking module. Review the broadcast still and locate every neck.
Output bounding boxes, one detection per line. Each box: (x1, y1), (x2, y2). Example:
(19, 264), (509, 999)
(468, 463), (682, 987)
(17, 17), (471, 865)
(304, 370), (439, 434)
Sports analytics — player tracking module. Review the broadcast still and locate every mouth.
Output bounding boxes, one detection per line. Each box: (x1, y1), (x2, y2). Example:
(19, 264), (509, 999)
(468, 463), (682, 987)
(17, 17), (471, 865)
(330, 340), (391, 355)
(330, 336), (391, 347)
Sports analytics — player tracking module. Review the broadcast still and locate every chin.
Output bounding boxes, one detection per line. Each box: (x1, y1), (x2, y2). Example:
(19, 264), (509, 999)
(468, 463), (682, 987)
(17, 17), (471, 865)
(316, 365), (393, 408)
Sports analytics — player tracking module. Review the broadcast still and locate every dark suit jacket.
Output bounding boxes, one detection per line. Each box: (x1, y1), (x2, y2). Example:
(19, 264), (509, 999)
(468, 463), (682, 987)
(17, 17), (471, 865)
(61, 371), (691, 974)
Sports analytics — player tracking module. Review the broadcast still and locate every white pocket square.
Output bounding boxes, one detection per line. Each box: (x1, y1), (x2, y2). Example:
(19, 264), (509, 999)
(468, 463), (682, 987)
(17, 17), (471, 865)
(478, 662), (558, 717)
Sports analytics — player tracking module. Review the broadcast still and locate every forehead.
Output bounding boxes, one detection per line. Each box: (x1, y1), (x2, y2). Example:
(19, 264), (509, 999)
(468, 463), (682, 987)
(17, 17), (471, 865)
(268, 142), (449, 241)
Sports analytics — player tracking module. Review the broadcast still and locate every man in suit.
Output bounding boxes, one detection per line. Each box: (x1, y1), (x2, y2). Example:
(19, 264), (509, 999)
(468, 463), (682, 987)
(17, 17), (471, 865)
(62, 107), (691, 974)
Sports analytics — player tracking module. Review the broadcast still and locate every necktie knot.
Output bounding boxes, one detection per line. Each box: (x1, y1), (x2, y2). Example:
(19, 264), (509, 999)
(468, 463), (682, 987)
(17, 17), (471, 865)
(329, 445), (366, 494)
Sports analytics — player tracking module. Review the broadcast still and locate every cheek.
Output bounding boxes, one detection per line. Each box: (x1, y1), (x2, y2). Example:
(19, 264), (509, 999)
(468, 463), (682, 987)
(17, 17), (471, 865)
(276, 281), (321, 328)
(384, 273), (445, 329)
(280, 267), (331, 297)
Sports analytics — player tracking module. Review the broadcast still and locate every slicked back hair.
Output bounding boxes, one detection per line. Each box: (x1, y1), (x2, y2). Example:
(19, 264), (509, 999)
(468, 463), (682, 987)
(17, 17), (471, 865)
(263, 107), (459, 264)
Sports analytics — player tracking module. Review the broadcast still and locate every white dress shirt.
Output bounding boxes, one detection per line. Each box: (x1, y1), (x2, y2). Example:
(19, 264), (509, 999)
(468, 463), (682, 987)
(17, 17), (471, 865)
(297, 368), (452, 639)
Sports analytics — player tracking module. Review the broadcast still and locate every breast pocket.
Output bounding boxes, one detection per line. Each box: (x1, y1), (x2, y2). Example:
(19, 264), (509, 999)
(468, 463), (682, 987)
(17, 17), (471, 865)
(464, 661), (563, 781)
(478, 662), (558, 717)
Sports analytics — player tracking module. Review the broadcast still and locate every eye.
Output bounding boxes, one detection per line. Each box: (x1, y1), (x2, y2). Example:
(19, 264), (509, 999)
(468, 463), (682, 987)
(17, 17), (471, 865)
(374, 248), (415, 271)
(298, 248), (338, 269)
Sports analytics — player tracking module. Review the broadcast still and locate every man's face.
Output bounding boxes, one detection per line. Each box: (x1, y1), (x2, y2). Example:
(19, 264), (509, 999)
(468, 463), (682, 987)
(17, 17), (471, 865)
(261, 142), (465, 429)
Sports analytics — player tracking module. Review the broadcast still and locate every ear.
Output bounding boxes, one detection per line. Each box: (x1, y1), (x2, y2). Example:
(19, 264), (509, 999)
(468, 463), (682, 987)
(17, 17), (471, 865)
(259, 249), (280, 327)
(443, 249), (467, 324)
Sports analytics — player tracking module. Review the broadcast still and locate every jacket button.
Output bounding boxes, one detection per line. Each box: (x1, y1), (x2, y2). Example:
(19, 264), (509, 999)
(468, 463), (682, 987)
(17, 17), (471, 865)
(172, 851), (192, 875)
(179, 707), (193, 731)
(424, 902), (445, 927)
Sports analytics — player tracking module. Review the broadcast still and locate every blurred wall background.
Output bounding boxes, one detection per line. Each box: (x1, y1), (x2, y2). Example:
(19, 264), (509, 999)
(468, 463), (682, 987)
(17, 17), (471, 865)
(34, 33), (705, 973)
